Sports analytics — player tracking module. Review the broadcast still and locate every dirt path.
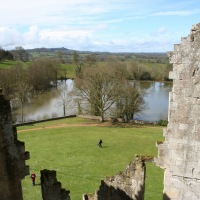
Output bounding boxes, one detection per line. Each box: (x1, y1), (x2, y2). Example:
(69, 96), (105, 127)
(17, 121), (161, 133)
(17, 122), (112, 133)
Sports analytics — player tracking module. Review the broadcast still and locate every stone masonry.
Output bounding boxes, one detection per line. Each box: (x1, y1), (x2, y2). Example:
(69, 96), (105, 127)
(41, 169), (71, 200)
(155, 22), (200, 199)
(0, 89), (29, 200)
(83, 156), (146, 200)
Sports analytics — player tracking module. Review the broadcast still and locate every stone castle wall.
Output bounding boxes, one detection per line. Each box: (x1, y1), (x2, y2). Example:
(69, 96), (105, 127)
(83, 156), (146, 200)
(0, 90), (29, 200)
(155, 23), (200, 199)
(41, 169), (71, 200)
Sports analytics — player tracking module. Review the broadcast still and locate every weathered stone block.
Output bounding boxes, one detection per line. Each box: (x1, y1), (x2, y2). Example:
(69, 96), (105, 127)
(0, 92), (29, 200)
(156, 22), (200, 200)
(84, 156), (146, 200)
(165, 187), (180, 199)
(171, 149), (184, 161)
(169, 71), (176, 79)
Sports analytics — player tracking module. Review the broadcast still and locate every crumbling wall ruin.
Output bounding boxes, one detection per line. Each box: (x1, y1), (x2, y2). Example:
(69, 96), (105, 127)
(0, 89), (29, 200)
(155, 22), (200, 200)
(83, 156), (146, 200)
(2, 23), (200, 200)
(41, 169), (71, 200)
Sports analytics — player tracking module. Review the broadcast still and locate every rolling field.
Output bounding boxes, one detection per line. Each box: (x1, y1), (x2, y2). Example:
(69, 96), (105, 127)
(0, 60), (20, 69)
(17, 118), (164, 200)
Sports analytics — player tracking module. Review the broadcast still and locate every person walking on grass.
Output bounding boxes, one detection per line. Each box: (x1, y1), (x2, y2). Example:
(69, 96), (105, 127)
(98, 139), (103, 147)
(30, 172), (36, 186)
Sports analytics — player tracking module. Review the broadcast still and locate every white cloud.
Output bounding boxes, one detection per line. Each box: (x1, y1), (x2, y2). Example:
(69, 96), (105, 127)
(23, 26), (40, 43)
(0, 0), (199, 52)
(0, 24), (184, 52)
(0, 27), (23, 47)
(152, 10), (198, 16)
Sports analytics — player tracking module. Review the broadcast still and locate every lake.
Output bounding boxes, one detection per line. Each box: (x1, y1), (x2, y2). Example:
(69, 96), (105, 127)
(13, 80), (172, 122)
(134, 81), (172, 121)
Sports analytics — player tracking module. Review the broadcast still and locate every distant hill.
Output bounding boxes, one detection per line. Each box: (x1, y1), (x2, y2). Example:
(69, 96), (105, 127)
(26, 47), (168, 64)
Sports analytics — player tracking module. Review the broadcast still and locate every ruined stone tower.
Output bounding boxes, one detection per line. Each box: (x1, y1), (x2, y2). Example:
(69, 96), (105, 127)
(0, 89), (29, 200)
(156, 23), (200, 199)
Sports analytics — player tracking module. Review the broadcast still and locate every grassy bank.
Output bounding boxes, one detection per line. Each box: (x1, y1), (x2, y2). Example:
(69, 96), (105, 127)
(17, 118), (164, 200)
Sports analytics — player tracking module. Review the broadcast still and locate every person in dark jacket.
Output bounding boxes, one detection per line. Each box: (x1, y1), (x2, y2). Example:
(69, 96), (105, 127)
(98, 139), (103, 147)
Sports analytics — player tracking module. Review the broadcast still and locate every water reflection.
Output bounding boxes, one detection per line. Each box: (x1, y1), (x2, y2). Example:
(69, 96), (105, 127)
(134, 81), (172, 122)
(14, 80), (172, 122)
(14, 79), (75, 122)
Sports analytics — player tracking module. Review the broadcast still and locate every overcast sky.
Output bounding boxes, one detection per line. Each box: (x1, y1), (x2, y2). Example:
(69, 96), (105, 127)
(0, 0), (199, 52)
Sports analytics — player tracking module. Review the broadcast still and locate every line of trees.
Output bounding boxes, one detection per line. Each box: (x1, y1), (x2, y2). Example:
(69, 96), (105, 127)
(73, 51), (172, 82)
(74, 63), (146, 122)
(126, 61), (172, 81)
(0, 58), (61, 122)
(0, 49), (167, 122)
(0, 48), (13, 62)
(0, 46), (31, 62)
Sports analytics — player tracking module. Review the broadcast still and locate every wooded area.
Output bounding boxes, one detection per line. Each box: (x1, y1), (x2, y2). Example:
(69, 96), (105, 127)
(0, 47), (171, 122)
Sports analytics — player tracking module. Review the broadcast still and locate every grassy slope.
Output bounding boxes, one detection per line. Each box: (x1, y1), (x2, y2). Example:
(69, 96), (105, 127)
(17, 118), (164, 200)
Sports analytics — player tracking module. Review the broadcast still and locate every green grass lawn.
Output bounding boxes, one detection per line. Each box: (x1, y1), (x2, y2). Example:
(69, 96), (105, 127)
(61, 63), (75, 79)
(17, 118), (164, 200)
(0, 60), (32, 69)
(0, 60), (19, 69)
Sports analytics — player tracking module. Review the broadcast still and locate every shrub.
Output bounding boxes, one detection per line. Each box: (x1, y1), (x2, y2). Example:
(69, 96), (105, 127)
(140, 71), (152, 80)
(158, 119), (168, 126)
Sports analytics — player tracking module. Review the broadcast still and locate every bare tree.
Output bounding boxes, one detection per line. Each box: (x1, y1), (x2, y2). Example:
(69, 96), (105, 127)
(14, 81), (32, 122)
(127, 61), (142, 80)
(0, 68), (16, 99)
(56, 82), (73, 116)
(114, 81), (146, 122)
(28, 58), (61, 91)
(75, 65), (123, 122)
(73, 51), (80, 65)
(83, 54), (96, 67)
(13, 46), (29, 61)
(0, 62), (28, 99)
(73, 51), (83, 77)
(75, 62), (146, 122)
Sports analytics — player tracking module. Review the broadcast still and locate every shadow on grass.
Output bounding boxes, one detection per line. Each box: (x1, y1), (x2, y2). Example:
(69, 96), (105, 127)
(97, 181), (145, 200)
(58, 171), (101, 181)
(34, 183), (41, 186)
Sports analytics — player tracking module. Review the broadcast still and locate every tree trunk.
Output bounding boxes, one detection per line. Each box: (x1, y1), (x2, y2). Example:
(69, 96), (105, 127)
(100, 111), (104, 122)
(21, 102), (24, 122)
(63, 106), (66, 116)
